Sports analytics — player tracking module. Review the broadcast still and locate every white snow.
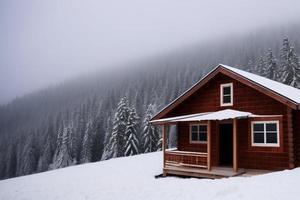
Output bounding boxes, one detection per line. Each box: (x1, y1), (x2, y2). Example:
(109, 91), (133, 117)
(1, 152), (300, 200)
(150, 112), (211, 123)
(151, 109), (252, 123)
(221, 64), (300, 103)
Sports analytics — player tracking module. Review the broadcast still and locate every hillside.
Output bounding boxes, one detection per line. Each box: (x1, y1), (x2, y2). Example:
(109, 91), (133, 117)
(0, 152), (300, 200)
(1, 24), (300, 180)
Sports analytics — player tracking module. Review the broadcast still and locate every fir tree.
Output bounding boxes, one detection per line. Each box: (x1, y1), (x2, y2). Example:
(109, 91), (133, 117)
(52, 111), (75, 169)
(105, 97), (130, 158)
(279, 37), (300, 87)
(37, 134), (53, 172)
(80, 119), (94, 163)
(264, 49), (278, 80)
(279, 37), (291, 82)
(256, 56), (266, 76)
(101, 116), (113, 160)
(19, 132), (39, 175)
(124, 107), (140, 156)
(37, 117), (56, 172)
(142, 104), (160, 153)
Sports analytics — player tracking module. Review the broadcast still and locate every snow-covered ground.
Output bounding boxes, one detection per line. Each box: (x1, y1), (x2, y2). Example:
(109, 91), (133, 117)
(0, 152), (300, 200)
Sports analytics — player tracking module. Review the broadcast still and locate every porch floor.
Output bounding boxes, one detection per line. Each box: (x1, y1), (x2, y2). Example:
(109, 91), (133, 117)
(164, 165), (245, 179)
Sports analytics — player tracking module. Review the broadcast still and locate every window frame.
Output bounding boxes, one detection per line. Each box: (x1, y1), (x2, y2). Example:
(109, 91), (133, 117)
(189, 123), (208, 144)
(251, 121), (280, 147)
(220, 83), (233, 107)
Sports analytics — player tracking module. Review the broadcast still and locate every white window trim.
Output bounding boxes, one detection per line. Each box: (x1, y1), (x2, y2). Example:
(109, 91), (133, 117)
(189, 123), (207, 144)
(251, 121), (280, 147)
(220, 83), (233, 107)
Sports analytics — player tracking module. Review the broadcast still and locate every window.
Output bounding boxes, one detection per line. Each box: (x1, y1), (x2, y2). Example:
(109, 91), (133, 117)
(190, 124), (207, 143)
(251, 121), (279, 147)
(220, 83), (233, 106)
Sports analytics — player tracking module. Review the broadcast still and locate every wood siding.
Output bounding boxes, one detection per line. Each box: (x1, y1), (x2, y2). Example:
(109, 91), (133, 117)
(293, 110), (300, 167)
(168, 73), (291, 170)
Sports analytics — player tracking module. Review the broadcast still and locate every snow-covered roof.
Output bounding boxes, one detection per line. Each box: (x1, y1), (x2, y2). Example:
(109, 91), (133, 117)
(150, 109), (253, 123)
(221, 64), (300, 104)
(152, 64), (300, 121)
(149, 112), (211, 123)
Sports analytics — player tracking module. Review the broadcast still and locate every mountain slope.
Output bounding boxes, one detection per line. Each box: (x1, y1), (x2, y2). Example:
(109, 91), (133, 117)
(0, 152), (300, 200)
(1, 24), (300, 180)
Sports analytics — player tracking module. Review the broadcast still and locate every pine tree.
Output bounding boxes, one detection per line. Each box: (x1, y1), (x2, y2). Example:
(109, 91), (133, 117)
(75, 104), (87, 162)
(37, 134), (53, 172)
(37, 117), (56, 172)
(247, 59), (255, 73)
(91, 104), (105, 162)
(256, 56), (266, 76)
(264, 49), (278, 80)
(279, 37), (300, 87)
(142, 104), (160, 153)
(19, 132), (39, 175)
(80, 119), (94, 163)
(124, 107), (140, 156)
(51, 111), (74, 169)
(279, 37), (291, 83)
(4, 142), (17, 178)
(104, 97), (131, 158)
(101, 116), (113, 160)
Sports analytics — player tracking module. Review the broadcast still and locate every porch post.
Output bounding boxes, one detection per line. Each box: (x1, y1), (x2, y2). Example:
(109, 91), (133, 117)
(207, 121), (211, 171)
(233, 118), (238, 172)
(162, 124), (167, 172)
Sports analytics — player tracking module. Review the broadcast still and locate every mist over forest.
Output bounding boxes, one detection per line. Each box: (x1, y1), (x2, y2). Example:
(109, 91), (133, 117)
(0, 23), (300, 179)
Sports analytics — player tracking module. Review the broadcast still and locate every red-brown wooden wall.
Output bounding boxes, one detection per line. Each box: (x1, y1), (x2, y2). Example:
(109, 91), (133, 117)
(293, 110), (300, 167)
(166, 73), (295, 170)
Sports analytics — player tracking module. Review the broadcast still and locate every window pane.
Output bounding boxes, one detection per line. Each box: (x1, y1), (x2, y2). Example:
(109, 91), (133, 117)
(266, 132), (278, 143)
(266, 123), (277, 132)
(191, 132), (198, 141)
(199, 132), (207, 141)
(191, 125), (198, 132)
(254, 132), (264, 143)
(223, 86), (231, 95)
(199, 125), (207, 132)
(253, 123), (264, 132)
(223, 95), (231, 103)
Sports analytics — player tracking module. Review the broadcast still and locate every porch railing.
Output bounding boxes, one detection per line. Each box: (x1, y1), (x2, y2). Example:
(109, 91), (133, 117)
(165, 149), (208, 169)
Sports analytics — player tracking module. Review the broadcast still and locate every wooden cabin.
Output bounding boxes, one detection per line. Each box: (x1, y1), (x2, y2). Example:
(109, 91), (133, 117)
(150, 64), (300, 178)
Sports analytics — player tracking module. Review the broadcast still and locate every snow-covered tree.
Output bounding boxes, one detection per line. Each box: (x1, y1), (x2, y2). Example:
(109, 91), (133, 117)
(124, 107), (140, 156)
(105, 97), (131, 158)
(37, 117), (56, 172)
(142, 104), (160, 153)
(37, 134), (53, 172)
(19, 132), (38, 175)
(279, 37), (300, 87)
(264, 49), (278, 80)
(101, 116), (113, 160)
(51, 111), (75, 169)
(289, 47), (300, 87)
(256, 56), (266, 75)
(247, 59), (255, 73)
(80, 119), (94, 163)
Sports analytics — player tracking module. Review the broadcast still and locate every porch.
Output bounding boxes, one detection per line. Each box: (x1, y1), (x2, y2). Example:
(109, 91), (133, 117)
(151, 109), (263, 178)
(164, 149), (245, 178)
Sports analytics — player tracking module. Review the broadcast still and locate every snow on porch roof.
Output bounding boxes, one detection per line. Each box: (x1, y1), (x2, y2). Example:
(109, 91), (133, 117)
(150, 109), (253, 123)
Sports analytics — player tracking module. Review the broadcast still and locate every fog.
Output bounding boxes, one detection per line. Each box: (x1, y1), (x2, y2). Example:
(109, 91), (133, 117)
(0, 0), (300, 104)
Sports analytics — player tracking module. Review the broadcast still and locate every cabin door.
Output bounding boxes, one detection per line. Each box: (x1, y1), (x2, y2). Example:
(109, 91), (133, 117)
(219, 123), (233, 166)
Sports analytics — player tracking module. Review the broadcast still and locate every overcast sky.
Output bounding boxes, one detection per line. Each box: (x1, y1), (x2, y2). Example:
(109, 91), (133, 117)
(1, 0), (300, 104)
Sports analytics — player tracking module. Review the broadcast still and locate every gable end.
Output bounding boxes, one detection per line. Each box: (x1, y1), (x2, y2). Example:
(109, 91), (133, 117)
(152, 65), (299, 120)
